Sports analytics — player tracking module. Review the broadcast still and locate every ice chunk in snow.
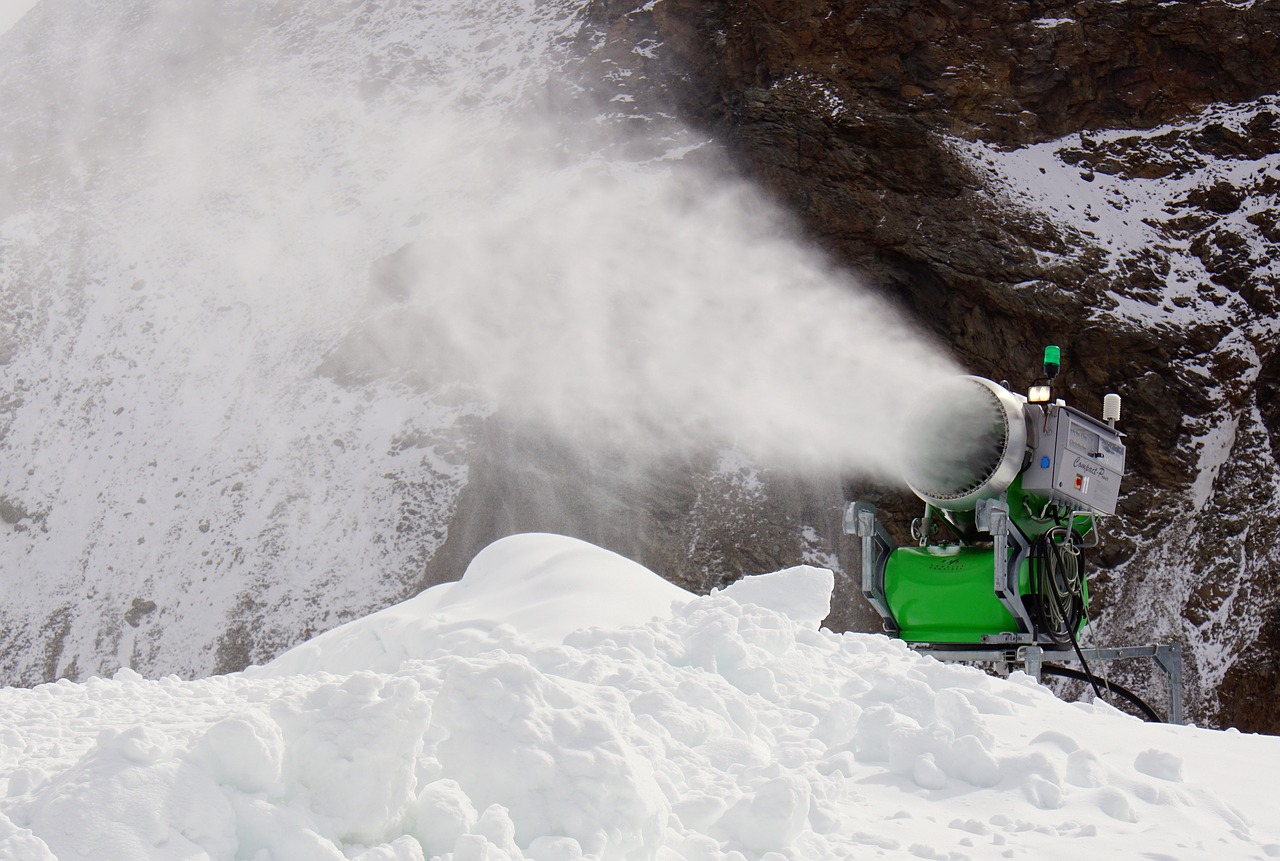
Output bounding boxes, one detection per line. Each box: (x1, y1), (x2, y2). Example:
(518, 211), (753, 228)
(715, 564), (834, 626)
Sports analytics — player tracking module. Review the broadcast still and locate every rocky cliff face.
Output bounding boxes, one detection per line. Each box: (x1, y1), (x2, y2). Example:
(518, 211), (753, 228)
(571, 0), (1280, 730)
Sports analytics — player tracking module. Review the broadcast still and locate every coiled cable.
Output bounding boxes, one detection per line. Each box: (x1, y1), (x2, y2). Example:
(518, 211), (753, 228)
(1028, 526), (1164, 722)
(1027, 527), (1084, 644)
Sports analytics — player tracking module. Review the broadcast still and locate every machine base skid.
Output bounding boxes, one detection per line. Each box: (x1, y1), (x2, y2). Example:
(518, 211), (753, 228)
(912, 643), (1185, 725)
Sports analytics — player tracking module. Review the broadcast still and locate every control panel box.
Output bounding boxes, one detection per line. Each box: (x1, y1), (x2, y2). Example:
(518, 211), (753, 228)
(1022, 404), (1126, 515)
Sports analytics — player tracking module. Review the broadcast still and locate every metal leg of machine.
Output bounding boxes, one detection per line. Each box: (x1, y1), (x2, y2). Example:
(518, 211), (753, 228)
(844, 501), (898, 636)
(913, 644), (1185, 725)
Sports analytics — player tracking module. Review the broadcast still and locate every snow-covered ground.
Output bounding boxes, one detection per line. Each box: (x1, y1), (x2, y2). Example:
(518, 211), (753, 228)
(2, 533), (1277, 861)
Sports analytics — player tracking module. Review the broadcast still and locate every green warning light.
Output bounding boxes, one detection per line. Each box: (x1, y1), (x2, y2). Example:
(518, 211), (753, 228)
(1044, 345), (1061, 380)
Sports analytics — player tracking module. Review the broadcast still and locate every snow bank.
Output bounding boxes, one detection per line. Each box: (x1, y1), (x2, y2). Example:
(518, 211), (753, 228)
(260, 534), (696, 676)
(2, 535), (1279, 861)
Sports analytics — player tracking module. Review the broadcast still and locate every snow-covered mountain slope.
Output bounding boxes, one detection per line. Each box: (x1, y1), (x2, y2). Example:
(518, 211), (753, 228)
(572, 0), (1280, 730)
(0, 0), (588, 680)
(2, 534), (1278, 861)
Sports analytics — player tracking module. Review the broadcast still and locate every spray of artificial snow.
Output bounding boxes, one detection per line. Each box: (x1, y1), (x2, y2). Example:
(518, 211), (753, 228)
(0, 0), (957, 680)
(343, 136), (956, 476)
(9, 0), (955, 481)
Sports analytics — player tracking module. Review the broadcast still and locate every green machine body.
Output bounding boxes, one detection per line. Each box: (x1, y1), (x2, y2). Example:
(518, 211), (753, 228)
(884, 545), (1029, 643)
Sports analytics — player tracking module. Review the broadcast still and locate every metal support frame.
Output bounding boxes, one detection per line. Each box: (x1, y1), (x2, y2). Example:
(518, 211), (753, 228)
(844, 501), (899, 635)
(976, 498), (1036, 637)
(913, 643), (1184, 725)
(841, 501), (1183, 724)
(844, 498), (1038, 640)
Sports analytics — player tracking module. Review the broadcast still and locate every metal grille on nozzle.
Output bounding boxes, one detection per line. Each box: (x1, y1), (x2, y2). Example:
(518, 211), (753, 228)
(902, 378), (1011, 503)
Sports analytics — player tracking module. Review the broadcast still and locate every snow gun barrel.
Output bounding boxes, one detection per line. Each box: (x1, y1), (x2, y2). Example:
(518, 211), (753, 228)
(899, 372), (1126, 519)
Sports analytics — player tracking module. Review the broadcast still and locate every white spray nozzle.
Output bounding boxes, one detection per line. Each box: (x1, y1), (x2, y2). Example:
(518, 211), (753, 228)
(1103, 393), (1122, 425)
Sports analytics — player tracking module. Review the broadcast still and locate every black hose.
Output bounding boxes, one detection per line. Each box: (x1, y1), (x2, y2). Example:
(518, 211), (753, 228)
(1043, 552), (1105, 700)
(1027, 527), (1167, 722)
(1040, 664), (1164, 723)
(1027, 529), (1084, 645)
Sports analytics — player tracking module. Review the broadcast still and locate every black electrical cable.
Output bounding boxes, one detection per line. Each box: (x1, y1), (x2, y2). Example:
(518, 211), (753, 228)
(1036, 531), (1111, 699)
(1029, 527), (1168, 722)
(1027, 529), (1084, 645)
(1039, 665), (1164, 723)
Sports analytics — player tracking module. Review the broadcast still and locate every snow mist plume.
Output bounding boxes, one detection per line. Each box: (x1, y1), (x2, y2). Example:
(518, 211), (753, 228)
(340, 135), (956, 476)
(5, 0), (955, 481)
(0, 0), (953, 680)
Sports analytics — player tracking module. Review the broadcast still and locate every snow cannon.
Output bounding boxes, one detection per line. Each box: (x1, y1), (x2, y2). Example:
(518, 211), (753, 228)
(845, 348), (1126, 647)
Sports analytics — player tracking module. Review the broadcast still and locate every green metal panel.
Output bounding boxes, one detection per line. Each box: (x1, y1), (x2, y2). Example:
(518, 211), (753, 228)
(884, 545), (1030, 643)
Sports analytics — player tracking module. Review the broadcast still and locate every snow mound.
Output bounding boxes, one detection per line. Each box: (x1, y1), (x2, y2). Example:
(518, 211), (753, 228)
(259, 533), (695, 676)
(2, 536), (1280, 861)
